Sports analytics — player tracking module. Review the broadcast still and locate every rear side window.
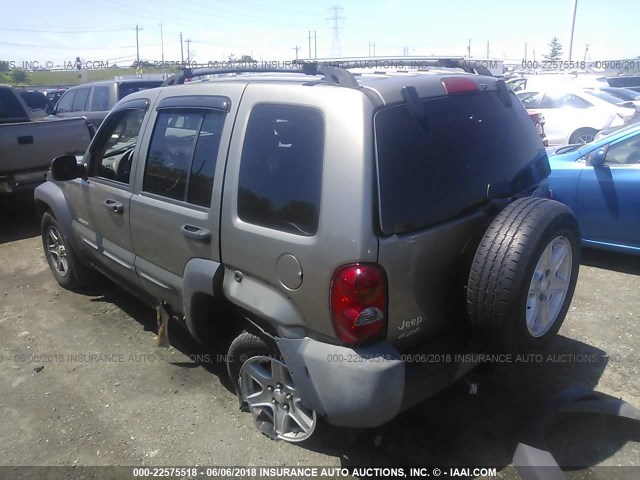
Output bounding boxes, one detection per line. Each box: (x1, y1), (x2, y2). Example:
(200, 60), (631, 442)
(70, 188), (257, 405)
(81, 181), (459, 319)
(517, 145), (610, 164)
(72, 88), (90, 111)
(90, 86), (111, 111)
(237, 104), (324, 236)
(375, 91), (545, 235)
(143, 109), (225, 207)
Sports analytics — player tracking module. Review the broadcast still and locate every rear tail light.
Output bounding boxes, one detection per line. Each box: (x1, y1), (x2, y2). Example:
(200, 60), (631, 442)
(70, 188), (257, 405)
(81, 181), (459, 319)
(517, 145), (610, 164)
(441, 77), (479, 94)
(330, 263), (387, 345)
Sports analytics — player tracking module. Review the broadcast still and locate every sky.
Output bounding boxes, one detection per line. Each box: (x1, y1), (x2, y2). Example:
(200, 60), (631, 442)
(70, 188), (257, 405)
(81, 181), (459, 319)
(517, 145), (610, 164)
(0, 0), (638, 68)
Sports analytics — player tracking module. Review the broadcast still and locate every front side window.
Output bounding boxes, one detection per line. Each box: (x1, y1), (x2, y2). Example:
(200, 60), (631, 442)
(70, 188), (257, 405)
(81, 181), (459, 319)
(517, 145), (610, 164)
(89, 108), (147, 184)
(56, 90), (75, 113)
(605, 134), (640, 165)
(237, 104), (324, 236)
(143, 109), (225, 207)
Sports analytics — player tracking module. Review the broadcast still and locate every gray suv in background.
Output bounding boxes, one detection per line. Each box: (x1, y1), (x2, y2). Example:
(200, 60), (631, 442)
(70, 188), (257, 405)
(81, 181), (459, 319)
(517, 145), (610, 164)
(49, 79), (163, 128)
(35, 61), (580, 443)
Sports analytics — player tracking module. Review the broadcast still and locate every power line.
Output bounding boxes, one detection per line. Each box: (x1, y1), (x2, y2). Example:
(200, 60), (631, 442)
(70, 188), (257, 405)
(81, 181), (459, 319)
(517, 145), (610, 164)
(0, 26), (133, 33)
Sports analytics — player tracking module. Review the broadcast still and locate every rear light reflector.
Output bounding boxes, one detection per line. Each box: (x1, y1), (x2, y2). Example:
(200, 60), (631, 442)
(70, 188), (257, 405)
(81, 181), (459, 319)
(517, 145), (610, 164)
(330, 263), (387, 345)
(441, 77), (479, 94)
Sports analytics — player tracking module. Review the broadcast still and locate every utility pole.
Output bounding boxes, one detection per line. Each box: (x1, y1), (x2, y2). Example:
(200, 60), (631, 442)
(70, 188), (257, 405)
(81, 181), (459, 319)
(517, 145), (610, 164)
(533, 49), (536, 62)
(293, 45), (300, 60)
(135, 24), (143, 64)
(583, 43), (589, 62)
(368, 41), (375, 57)
(568, 0), (578, 61)
(179, 32), (184, 63)
(467, 39), (471, 59)
(159, 23), (165, 78)
(487, 41), (490, 59)
(307, 31), (317, 59)
(160, 24), (164, 64)
(186, 38), (192, 63)
(403, 46), (409, 56)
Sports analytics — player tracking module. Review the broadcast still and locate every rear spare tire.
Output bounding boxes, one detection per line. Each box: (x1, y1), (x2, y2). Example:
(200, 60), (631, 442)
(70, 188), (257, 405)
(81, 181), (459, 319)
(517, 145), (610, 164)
(467, 198), (580, 352)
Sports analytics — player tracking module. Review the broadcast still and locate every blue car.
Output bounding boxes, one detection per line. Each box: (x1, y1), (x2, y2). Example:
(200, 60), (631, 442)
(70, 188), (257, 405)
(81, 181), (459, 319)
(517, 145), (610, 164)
(548, 123), (640, 254)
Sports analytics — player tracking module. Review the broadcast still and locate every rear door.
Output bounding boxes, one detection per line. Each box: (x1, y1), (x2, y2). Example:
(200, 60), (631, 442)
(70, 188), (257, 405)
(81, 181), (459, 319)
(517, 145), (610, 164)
(129, 85), (243, 310)
(69, 97), (153, 282)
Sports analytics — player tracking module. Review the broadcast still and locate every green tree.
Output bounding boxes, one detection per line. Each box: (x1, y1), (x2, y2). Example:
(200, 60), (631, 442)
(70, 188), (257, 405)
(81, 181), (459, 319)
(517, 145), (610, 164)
(543, 37), (563, 62)
(238, 55), (255, 63)
(10, 69), (29, 84)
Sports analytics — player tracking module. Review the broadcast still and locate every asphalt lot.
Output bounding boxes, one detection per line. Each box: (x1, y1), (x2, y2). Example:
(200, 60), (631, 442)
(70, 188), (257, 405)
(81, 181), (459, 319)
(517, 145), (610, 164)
(0, 194), (639, 479)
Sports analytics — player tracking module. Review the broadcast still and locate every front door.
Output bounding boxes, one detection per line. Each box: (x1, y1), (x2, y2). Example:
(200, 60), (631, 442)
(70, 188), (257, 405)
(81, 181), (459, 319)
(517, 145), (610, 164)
(70, 100), (151, 281)
(577, 132), (640, 250)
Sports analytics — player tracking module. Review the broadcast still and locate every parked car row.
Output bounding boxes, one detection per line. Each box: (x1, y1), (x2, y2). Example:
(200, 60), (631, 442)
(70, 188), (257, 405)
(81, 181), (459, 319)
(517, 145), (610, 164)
(516, 87), (639, 145)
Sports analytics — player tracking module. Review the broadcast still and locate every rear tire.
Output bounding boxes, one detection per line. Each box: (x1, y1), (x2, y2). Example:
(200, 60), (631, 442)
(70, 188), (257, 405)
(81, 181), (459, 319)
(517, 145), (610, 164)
(569, 128), (597, 145)
(227, 331), (318, 443)
(467, 198), (580, 352)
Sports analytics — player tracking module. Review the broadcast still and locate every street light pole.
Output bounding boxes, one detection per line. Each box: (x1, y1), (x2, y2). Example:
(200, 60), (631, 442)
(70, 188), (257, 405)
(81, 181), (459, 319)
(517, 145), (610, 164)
(568, 0), (578, 61)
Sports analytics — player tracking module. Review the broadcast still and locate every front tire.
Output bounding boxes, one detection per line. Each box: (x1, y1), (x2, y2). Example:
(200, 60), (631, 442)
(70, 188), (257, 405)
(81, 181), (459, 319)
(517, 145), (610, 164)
(41, 212), (97, 290)
(467, 198), (580, 352)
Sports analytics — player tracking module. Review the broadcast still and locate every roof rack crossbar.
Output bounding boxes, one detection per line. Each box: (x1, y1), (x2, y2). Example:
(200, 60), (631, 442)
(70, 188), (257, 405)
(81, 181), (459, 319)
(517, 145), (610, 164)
(160, 63), (359, 87)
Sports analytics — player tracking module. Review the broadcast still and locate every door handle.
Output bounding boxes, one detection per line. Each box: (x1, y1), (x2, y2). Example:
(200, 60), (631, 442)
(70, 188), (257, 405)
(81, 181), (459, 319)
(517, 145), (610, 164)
(104, 199), (124, 214)
(181, 224), (211, 243)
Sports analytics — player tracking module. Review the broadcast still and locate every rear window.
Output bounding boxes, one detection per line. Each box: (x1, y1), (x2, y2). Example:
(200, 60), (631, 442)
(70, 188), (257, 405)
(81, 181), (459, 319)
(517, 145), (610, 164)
(0, 89), (29, 121)
(375, 91), (545, 235)
(19, 91), (49, 109)
(118, 82), (162, 100)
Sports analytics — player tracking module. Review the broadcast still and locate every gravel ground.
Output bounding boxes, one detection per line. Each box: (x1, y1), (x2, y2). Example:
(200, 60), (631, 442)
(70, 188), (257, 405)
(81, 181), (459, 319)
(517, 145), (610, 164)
(0, 195), (638, 479)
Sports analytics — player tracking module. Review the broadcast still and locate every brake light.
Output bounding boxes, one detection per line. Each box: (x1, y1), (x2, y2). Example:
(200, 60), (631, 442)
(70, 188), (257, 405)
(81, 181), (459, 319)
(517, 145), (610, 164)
(441, 77), (479, 94)
(330, 263), (387, 345)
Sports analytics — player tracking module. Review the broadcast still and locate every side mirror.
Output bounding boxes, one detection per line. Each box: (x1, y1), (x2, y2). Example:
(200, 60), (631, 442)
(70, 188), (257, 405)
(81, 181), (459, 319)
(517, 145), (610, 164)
(588, 148), (607, 167)
(50, 155), (85, 181)
(45, 104), (55, 115)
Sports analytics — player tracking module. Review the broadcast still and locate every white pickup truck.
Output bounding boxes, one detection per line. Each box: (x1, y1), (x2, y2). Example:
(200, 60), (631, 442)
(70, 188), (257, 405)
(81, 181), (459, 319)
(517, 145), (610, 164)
(1, 85), (93, 194)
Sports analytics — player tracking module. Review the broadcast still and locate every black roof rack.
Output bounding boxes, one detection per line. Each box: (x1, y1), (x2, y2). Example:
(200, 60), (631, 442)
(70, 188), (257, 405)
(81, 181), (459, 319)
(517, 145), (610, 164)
(161, 62), (359, 88)
(304, 56), (494, 76)
(160, 57), (494, 88)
